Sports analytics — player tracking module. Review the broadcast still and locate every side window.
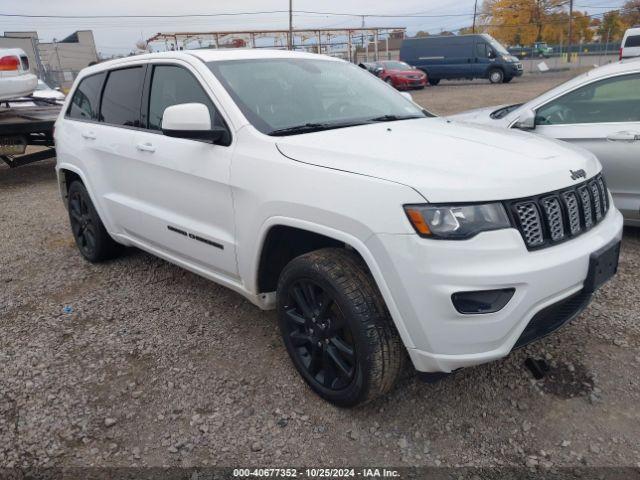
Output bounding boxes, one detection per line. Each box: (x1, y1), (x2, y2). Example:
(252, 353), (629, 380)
(100, 67), (145, 126)
(624, 35), (640, 47)
(67, 72), (105, 121)
(476, 43), (488, 58)
(536, 73), (640, 126)
(148, 65), (222, 131)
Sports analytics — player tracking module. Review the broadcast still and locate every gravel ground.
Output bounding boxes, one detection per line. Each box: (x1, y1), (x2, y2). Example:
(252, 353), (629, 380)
(1, 70), (639, 471)
(411, 69), (592, 116)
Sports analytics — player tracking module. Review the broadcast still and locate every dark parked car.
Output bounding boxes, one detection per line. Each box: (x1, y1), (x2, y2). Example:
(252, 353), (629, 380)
(400, 34), (523, 85)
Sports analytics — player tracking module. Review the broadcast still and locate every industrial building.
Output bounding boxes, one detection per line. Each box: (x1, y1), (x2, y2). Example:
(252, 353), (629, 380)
(0, 30), (99, 88)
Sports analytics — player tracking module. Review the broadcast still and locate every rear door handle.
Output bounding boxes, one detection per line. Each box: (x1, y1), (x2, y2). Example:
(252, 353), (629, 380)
(606, 131), (640, 142)
(136, 142), (156, 153)
(81, 131), (96, 140)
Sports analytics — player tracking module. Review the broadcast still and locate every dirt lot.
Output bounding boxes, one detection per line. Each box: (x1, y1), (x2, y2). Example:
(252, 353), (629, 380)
(1, 70), (639, 471)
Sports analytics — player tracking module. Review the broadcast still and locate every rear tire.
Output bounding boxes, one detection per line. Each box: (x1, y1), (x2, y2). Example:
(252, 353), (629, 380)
(276, 248), (405, 407)
(428, 78), (440, 86)
(67, 181), (122, 263)
(489, 69), (504, 84)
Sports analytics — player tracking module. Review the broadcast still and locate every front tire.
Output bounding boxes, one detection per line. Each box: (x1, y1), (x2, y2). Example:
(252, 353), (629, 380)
(276, 248), (405, 407)
(67, 181), (122, 262)
(489, 69), (504, 84)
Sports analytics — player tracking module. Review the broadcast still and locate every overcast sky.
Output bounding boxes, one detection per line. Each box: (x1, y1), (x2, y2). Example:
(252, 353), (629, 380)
(1, 0), (624, 55)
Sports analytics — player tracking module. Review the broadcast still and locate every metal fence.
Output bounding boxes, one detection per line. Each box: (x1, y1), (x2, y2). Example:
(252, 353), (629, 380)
(42, 69), (80, 91)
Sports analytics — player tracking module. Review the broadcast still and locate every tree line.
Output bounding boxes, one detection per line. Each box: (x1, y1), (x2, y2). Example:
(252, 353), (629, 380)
(415, 0), (639, 46)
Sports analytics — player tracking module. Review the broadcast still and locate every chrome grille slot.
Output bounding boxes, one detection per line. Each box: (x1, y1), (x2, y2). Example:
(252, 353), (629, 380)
(541, 196), (565, 241)
(589, 181), (602, 221)
(562, 191), (581, 236)
(508, 174), (608, 250)
(578, 186), (593, 229)
(596, 176), (609, 212)
(515, 202), (544, 247)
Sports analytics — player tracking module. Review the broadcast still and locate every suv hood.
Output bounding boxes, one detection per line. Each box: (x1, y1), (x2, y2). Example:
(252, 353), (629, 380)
(447, 105), (505, 123)
(275, 118), (600, 202)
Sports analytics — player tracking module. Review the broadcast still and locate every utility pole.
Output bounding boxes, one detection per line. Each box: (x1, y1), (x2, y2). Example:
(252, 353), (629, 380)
(288, 0), (293, 50)
(472, 0), (478, 34)
(567, 0), (574, 62)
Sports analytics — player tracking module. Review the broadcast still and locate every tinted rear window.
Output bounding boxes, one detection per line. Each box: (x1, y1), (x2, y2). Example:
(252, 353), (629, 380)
(67, 72), (105, 121)
(100, 67), (145, 126)
(624, 35), (640, 47)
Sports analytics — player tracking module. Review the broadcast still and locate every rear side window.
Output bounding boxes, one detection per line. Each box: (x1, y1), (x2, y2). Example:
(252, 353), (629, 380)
(147, 65), (223, 131)
(100, 67), (145, 127)
(624, 35), (640, 48)
(67, 72), (105, 121)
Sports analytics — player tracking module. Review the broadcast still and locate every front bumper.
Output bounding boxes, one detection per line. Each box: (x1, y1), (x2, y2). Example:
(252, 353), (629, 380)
(367, 206), (623, 373)
(509, 63), (524, 77)
(394, 76), (426, 89)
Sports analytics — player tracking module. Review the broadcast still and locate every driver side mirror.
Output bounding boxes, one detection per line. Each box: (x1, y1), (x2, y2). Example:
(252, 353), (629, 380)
(488, 49), (496, 59)
(162, 103), (229, 145)
(513, 109), (536, 130)
(374, 67), (384, 76)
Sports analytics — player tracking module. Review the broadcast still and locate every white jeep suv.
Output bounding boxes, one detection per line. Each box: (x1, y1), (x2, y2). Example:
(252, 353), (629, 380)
(54, 50), (623, 406)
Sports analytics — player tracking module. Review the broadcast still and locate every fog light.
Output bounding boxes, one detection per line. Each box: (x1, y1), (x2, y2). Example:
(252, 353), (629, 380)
(451, 288), (515, 314)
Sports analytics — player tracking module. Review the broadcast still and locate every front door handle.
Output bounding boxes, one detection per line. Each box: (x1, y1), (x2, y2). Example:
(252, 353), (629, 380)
(81, 131), (96, 140)
(606, 131), (640, 142)
(136, 142), (156, 153)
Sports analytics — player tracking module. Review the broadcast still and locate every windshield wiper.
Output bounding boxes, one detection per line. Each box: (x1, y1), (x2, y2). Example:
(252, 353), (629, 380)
(269, 121), (367, 136)
(367, 114), (425, 123)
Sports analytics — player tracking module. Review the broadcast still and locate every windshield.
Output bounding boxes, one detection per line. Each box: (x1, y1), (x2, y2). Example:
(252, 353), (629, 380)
(488, 38), (509, 56)
(207, 58), (430, 135)
(381, 61), (412, 70)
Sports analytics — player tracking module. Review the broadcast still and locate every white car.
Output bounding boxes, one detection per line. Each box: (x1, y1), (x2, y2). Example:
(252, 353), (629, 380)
(54, 50), (623, 406)
(621, 27), (640, 59)
(450, 59), (640, 227)
(0, 48), (37, 101)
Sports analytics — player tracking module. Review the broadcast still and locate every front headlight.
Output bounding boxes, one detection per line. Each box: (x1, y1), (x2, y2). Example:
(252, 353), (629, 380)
(404, 203), (511, 239)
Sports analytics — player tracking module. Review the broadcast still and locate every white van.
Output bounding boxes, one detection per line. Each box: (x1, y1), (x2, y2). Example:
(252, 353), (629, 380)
(620, 27), (640, 59)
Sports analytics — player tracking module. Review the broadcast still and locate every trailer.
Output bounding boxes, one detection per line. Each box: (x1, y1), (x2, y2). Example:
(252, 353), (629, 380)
(0, 98), (59, 168)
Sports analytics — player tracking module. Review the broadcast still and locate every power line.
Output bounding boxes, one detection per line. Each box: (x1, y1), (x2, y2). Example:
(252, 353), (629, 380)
(295, 10), (481, 18)
(0, 10), (288, 19)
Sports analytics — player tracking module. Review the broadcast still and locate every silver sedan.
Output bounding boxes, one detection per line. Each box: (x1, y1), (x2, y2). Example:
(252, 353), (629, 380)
(449, 59), (640, 226)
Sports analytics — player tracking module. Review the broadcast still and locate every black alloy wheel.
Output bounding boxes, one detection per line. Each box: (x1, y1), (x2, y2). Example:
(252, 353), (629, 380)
(67, 180), (122, 262)
(282, 278), (356, 391)
(69, 187), (98, 258)
(276, 249), (405, 407)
